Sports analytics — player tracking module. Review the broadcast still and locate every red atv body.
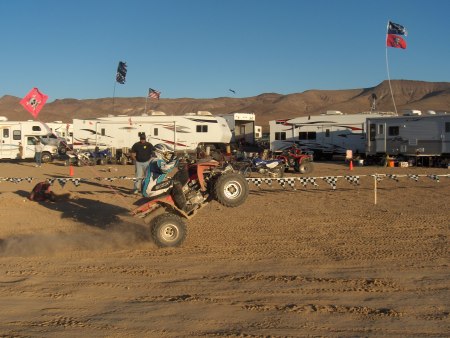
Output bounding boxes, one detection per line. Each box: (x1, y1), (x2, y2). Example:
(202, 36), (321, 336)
(131, 160), (249, 247)
(277, 146), (314, 174)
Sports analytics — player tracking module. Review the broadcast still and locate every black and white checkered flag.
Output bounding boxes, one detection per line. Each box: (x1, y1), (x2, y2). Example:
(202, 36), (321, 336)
(408, 174), (419, 182)
(427, 174), (440, 182)
(322, 176), (338, 190)
(344, 175), (360, 185)
(298, 177), (318, 188)
(247, 178), (263, 187)
(386, 174), (399, 182)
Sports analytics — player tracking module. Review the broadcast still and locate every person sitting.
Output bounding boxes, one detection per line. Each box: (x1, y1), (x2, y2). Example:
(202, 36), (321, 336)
(29, 182), (56, 202)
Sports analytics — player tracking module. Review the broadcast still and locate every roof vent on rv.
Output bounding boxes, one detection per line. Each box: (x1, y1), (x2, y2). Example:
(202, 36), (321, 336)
(0, 116), (8, 121)
(324, 110), (343, 115)
(196, 111), (212, 116)
(426, 110), (436, 115)
(150, 110), (166, 115)
(402, 109), (422, 116)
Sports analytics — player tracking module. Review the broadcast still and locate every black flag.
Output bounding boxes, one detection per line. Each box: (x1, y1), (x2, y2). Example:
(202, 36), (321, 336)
(116, 61), (127, 84)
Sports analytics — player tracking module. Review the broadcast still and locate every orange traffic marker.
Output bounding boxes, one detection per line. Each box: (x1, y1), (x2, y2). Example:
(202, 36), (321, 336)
(349, 160), (353, 170)
(69, 165), (74, 177)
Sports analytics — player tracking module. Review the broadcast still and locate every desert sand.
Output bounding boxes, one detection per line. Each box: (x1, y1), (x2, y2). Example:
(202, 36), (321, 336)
(0, 159), (449, 337)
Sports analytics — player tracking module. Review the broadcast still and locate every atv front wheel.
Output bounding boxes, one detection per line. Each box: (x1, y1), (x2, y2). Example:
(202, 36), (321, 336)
(150, 213), (187, 247)
(214, 172), (249, 207)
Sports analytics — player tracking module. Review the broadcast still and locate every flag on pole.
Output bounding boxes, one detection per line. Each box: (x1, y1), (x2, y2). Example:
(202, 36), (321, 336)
(388, 21), (407, 36)
(116, 61), (127, 84)
(148, 88), (161, 100)
(386, 34), (407, 49)
(20, 87), (49, 119)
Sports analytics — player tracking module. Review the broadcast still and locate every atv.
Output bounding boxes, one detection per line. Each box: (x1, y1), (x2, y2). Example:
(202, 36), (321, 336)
(277, 145), (314, 174)
(131, 159), (249, 247)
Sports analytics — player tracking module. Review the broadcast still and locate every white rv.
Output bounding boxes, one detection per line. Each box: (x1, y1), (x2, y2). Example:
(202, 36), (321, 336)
(270, 111), (396, 159)
(366, 113), (450, 163)
(45, 121), (73, 145)
(0, 119), (59, 162)
(71, 111), (232, 155)
(220, 113), (256, 145)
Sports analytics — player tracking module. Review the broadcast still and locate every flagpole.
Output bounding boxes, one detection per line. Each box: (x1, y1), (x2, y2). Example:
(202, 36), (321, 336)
(386, 21), (398, 115)
(144, 93), (148, 115)
(112, 81), (117, 114)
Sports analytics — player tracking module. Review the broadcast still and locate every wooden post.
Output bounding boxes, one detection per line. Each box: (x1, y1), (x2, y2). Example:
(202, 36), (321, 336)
(374, 174), (377, 205)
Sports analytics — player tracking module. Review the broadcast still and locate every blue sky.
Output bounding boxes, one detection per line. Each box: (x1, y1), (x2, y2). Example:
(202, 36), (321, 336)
(1, 0), (449, 101)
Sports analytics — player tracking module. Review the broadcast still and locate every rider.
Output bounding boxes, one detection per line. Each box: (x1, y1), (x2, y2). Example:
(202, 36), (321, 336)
(141, 143), (197, 213)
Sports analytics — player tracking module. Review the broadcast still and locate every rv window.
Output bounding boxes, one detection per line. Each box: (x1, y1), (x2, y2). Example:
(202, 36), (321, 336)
(299, 131), (316, 140)
(388, 126), (399, 136)
(153, 128), (158, 136)
(325, 129), (330, 137)
(275, 132), (286, 140)
(101, 128), (106, 136)
(32, 126), (42, 132)
(196, 125), (208, 133)
(369, 124), (376, 141)
(378, 124), (384, 134)
(3, 129), (9, 138)
(13, 130), (21, 140)
(445, 122), (450, 133)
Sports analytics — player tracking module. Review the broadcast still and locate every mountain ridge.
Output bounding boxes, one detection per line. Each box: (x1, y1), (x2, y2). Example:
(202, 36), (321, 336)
(1, 80), (449, 130)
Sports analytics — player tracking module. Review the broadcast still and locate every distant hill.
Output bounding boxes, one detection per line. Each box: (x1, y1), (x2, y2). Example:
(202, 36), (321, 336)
(1, 80), (449, 131)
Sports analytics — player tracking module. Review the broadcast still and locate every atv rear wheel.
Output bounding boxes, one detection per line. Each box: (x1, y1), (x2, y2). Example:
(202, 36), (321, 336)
(214, 172), (249, 207)
(150, 213), (187, 247)
(296, 161), (314, 174)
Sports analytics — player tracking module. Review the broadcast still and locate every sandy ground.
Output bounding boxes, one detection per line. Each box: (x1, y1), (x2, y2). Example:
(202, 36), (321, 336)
(0, 159), (449, 337)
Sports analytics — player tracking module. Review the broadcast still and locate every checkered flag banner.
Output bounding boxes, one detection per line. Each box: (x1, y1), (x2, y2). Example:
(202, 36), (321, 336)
(427, 174), (440, 182)
(344, 175), (360, 185)
(276, 178), (296, 189)
(386, 174), (399, 182)
(2, 177), (33, 184)
(408, 174), (420, 182)
(247, 178), (263, 188)
(297, 177), (318, 188)
(322, 176), (338, 190)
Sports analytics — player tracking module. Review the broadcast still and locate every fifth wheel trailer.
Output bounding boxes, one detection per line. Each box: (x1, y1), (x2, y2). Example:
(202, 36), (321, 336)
(366, 114), (450, 166)
(270, 111), (396, 159)
(71, 112), (232, 160)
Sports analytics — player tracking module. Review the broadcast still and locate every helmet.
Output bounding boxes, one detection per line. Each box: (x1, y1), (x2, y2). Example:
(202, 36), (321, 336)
(154, 143), (174, 161)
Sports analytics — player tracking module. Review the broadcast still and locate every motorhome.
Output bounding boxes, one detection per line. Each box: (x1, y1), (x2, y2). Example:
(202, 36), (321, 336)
(71, 111), (232, 156)
(0, 118), (59, 162)
(270, 111), (396, 159)
(220, 113), (256, 145)
(366, 113), (450, 164)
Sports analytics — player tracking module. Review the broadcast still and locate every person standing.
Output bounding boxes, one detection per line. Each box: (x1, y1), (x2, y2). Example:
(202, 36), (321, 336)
(130, 133), (154, 194)
(35, 139), (43, 167)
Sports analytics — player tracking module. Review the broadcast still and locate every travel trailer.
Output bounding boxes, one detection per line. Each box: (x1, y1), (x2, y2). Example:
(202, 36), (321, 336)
(0, 119), (59, 162)
(45, 121), (73, 145)
(270, 111), (396, 159)
(71, 112), (232, 157)
(366, 113), (450, 164)
(220, 113), (256, 145)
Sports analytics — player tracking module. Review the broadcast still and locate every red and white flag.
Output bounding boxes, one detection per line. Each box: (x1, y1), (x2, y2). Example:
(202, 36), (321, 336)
(386, 34), (407, 49)
(20, 87), (49, 119)
(148, 88), (161, 100)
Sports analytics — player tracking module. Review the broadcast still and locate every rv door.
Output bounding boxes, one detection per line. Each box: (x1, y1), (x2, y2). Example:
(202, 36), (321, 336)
(443, 120), (450, 154)
(375, 123), (386, 153)
(0, 126), (16, 158)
